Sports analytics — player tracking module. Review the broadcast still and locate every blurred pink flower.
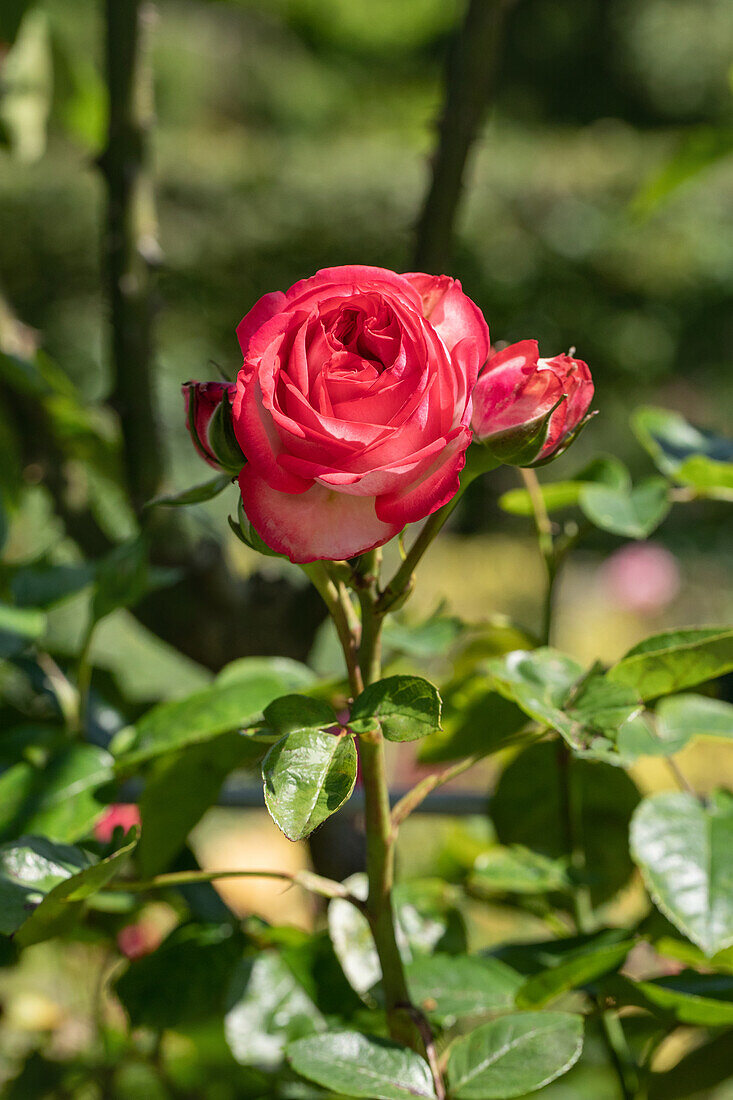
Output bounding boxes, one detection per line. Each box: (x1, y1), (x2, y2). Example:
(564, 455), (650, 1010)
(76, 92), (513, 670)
(94, 803), (141, 843)
(117, 920), (161, 960)
(600, 542), (681, 614)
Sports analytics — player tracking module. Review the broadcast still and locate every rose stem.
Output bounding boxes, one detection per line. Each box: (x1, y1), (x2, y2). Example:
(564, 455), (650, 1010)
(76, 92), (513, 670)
(520, 468), (639, 1098)
(353, 550), (427, 1055)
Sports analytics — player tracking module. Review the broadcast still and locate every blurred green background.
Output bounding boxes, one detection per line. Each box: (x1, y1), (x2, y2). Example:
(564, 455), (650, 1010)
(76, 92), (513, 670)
(1, 0), (733, 1094)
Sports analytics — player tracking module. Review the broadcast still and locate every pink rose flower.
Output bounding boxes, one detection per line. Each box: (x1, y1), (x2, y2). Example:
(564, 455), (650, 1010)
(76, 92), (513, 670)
(94, 803), (141, 844)
(230, 265), (489, 562)
(183, 380), (242, 472)
(472, 340), (594, 465)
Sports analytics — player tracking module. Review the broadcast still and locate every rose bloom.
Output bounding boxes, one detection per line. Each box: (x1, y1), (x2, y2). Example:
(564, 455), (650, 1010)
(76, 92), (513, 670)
(600, 542), (681, 614)
(229, 265), (489, 562)
(472, 340), (593, 464)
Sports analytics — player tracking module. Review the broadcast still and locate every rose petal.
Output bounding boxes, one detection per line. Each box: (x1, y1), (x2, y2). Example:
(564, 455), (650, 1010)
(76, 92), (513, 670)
(238, 467), (400, 563)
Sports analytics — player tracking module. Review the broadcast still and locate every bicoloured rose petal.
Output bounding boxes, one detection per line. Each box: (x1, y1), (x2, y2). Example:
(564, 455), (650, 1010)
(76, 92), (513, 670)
(403, 272), (490, 366)
(375, 427), (470, 527)
(238, 467), (401, 563)
(236, 291), (287, 356)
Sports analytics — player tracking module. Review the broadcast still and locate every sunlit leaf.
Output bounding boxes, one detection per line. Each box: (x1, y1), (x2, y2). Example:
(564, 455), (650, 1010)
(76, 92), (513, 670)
(289, 1031), (436, 1100)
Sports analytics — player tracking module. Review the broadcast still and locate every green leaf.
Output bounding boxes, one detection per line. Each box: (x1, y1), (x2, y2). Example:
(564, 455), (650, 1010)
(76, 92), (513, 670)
(492, 742), (639, 905)
(618, 694), (733, 759)
(0, 745), (112, 844)
(469, 845), (570, 896)
(138, 731), (267, 877)
(263, 729), (357, 841)
(10, 562), (96, 609)
(485, 649), (586, 748)
(0, 835), (136, 946)
(632, 126), (733, 216)
(225, 952), (325, 1070)
(383, 612), (465, 659)
(419, 674), (528, 764)
(328, 876), (466, 998)
(630, 790), (733, 956)
(654, 935), (733, 975)
(350, 675), (442, 742)
(263, 694), (337, 735)
(288, 1031), (436, 1100)
(114, 667), (303, 767)
(447, 1011), (584, 1099)
(499, 456), (629, 516)
(406, 953), (522, 1024)
(632, 406), (733, 497)
(145, 473), (233, 509)
(0, 602), (46, 658)
(92, 537), (149, 623)
(515, 937), (634, 1009)
(0, 837), (92, 936)
(215, 655), (316, 691)
(607, 627), (733, 700)
(579, 477), (670, 538)
(116, 923), (243, 1029)
(647, 1030), (733, 1100)
(607, 971), (733, 1026)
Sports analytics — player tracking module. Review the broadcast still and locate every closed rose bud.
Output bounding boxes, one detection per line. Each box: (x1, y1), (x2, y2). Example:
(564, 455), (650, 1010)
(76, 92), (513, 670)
(94, 803), (141, 844)
(183, 380), (244, 473)
(471, 340), (594, 466)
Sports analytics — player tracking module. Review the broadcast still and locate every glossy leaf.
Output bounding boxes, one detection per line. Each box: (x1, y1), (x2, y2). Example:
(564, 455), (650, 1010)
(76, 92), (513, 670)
(114, 667), (305, 767)
(579, 477), (670, 538)
(91, 537), (149, 622)
(116, 923), (244, 1029)
(145, 472), (232, 509)
(498, 456), (629, 516)
(630, 790), (733, 955)
(263, 694), (337, 735)
(138, 731), (267, 877)
(350, 675), (442, 742)
(288, 1031), (436, 1100)
(419, 674), (528, 764)
(383, 612), (465, 659)
(447, 1011), (584, 1099)
(10, 562), (96, 609)
(406, 953), (522, 1023)
(0, 602), (46, 658)
(618, 693), (733, 758)
(486, 649), (585, 748)
(515, 937), (633, 1008)
(0, 745), (112, 843)
(470, 845), (570, 896)
(225, 951), (325, 1070)
(608, 971), (733, 1026)
(1, 835), (136, 947)
(607, 627), (733, 700)
(492, 742), (639, 905)
(632, 406), (733, 496)
(263, 728), (357, 841)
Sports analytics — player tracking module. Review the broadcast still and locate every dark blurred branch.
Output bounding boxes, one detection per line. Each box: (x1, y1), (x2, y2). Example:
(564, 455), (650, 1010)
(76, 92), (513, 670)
(100, 0), (164, 514)
(413, 0), (514, 274)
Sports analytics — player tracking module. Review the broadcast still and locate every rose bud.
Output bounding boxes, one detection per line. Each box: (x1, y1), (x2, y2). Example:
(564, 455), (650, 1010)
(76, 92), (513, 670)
(471, 340), (594, 466)
(183, 380), (244, 473)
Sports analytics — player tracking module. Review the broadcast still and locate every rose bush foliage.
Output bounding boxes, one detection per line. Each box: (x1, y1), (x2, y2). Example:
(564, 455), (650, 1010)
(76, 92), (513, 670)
(184, 265), (593, 562)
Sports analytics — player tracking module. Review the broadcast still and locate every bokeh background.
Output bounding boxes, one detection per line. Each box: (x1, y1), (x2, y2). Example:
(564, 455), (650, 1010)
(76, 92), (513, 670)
(0, 0), (732, 1094)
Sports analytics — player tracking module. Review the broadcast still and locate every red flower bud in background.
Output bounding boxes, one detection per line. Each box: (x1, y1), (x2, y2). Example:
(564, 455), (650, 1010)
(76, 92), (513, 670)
(182, 380), (244, 473)
(94, 803), (141, 843)
(471, 340), (594, 466)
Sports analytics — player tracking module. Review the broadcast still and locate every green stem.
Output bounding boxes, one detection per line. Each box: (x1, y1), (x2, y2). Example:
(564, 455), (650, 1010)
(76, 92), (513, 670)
(391, 751), (487, 827)
(302, 563), (363, 696)
(557, 740), (638, 1099)
(76, 619), (97, 734)
(353, 552), (425, 1053)
(108, 867), (362, 905)
(519, 467), (556, 645)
